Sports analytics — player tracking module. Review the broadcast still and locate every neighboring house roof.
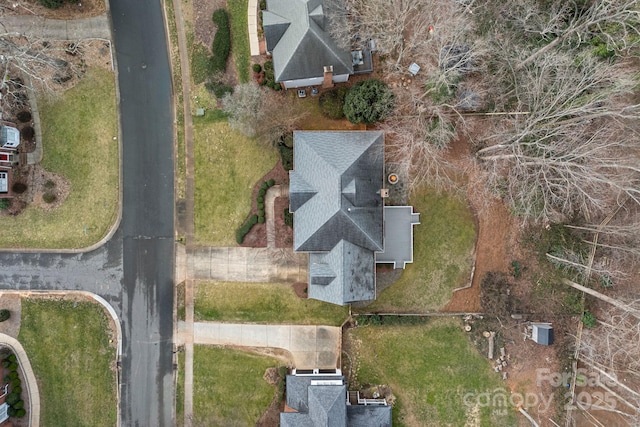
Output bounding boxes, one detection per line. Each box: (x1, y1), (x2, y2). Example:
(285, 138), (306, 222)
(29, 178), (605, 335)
(0, 125), (20, 149)
(290, 131), (384, 305)
(347, 405), (392, 427)
(263, 0), (353, 82)
(281, 374), (392, 427)
(376, 206), (421, 268)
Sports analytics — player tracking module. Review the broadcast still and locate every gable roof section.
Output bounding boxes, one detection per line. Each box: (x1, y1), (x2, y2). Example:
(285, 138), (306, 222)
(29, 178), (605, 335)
(263, 0), (353, 82)
(282, 375), (348, 427)
(309, 240), (375, 305)
(290, 131), (384, 253)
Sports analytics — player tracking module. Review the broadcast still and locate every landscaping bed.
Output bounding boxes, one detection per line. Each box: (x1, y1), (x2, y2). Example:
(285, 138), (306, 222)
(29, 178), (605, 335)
(239, 159), (290, 248)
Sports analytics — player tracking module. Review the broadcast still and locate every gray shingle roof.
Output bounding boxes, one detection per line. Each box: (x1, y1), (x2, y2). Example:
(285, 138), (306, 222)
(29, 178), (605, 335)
(284, 375), (348, 426)
(347, 405), (393, 427)
(290, 131), (384, 252)
(290, 131), (384, 305)
(282, 374), (392, 426)
(376, 206), (421, 268)
(309, 241), (375, 305)
(263, 0), (353, 82)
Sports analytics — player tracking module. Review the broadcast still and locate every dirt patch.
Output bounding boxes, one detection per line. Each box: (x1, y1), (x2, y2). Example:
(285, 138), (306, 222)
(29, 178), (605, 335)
(274, 196), (293, 248)
(1, 0), (106, 19)
(192, 0), (226, 48)
(292, 282), (308, 299)
(0, 294), (22, 339)
(442, 132), (522, 313)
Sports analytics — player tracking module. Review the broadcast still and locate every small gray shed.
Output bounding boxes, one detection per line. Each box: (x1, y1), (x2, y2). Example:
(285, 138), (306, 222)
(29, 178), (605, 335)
(531, 323), (554, 345)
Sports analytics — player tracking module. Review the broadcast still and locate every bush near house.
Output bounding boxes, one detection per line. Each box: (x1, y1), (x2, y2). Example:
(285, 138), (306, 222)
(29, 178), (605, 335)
(0, 309), (10, 322)
(343, 79), (395, 124)
(211, 9), (231, 74)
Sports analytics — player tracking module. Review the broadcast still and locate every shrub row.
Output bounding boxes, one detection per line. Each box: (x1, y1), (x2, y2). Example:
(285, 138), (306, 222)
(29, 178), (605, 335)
(257, 179), (276, 222)
(0, 352), (26, 419)
(283, 207), (293, 227)
(260, 61), (281, 91)
(236, 214), (258, 244)
(211, 9), (231, 74)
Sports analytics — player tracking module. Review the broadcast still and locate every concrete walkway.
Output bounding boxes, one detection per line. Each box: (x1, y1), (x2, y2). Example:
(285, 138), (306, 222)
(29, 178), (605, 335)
(0, 14), (111, 40)
(177, 322), (341, 369)
(247, 0), (260, 56)
(0, 333), (40, 427)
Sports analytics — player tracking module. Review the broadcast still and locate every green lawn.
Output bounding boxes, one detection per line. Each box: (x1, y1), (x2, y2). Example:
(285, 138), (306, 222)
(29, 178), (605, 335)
(18, 298), (117, 427)
(362, 188), (476, 312)
(194, 121), (277, 245)
(0, 68), (118, 249)
(176, 351), (185, 427)
(348, 318), (516, 426)
(296, 95), (362, 131)
(228, 0), (250, 83)
(194, 282), (349, 325)
(193, 346), (279, 426)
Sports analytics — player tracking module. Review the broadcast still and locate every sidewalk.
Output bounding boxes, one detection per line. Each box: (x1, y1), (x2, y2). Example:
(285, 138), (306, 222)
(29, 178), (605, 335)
(177, 322), (341, 369)
(0, 14), (110, 40)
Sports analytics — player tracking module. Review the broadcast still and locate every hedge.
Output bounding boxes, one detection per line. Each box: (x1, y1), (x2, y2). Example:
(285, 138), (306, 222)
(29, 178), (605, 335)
(211, 9), (231, 74)
(284, 208), (293, 227)
(236, 214), (258, 244)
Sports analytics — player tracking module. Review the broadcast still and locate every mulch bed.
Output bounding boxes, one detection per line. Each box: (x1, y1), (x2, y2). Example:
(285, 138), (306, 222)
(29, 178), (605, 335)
(239, 158), (291, 248)
(292, 282), (308, 299)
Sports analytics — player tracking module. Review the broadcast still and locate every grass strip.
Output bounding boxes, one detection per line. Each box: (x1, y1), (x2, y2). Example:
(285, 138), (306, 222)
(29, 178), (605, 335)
(195, 282), (349, 326)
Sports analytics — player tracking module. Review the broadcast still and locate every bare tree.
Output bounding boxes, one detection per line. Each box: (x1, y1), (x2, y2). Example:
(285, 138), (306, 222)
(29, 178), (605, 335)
(476, 50), (640, 221)
(0, 34), (75, 100)
(579, 303), (640, 424)
(222, 83), (307, 144)
(513, 0), (640, 69)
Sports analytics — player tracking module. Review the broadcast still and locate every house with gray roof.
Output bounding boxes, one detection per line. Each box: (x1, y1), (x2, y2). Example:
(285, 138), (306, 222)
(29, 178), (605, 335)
(262, 0), (354, 89)
(289, 131), (420, 306)
(280, 369), (392, 427)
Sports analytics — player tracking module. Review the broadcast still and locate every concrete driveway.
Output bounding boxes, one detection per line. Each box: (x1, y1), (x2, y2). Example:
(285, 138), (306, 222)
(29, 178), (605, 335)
(178, 321), (341, 369)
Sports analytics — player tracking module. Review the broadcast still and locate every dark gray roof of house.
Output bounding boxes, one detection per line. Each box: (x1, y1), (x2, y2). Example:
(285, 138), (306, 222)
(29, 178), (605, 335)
(290, 131), (383, 305)
(290, 131), (384, 252)
(347, 405), (393, 427)
(263, 0), (353, 82)
(309, 240), (376, 305)
(283, 375), (348, 426)
(376, 206), (420, 268)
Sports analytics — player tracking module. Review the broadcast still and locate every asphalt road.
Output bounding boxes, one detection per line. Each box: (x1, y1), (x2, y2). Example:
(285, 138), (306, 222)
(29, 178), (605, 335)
(0, 0), (176, 425)
(110, 0), (175, 424)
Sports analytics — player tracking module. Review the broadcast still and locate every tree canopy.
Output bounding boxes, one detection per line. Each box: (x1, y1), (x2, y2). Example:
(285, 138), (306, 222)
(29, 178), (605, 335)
(343, 79), (395, 124)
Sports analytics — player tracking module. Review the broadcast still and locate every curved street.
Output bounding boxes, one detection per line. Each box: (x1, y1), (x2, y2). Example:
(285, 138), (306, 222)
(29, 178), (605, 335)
(0, 0), (176, 425)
